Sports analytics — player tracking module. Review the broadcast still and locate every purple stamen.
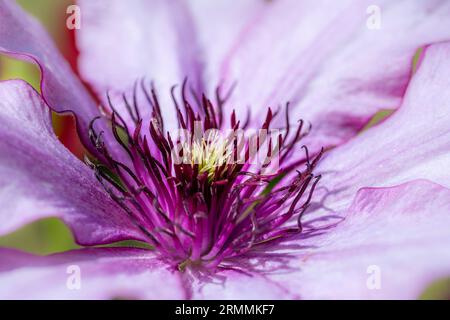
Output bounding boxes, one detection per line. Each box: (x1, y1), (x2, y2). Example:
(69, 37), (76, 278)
(87, 80), (322, 272)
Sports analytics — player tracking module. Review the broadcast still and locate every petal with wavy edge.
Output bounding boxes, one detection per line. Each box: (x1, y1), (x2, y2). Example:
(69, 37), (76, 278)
(0, 80), (145, 245)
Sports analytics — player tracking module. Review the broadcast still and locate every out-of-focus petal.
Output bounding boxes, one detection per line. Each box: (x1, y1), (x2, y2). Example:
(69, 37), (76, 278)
(0, 80), (145, 245)
(0, 246), (293, 299)
(190, 270), (296, 299)
(186, 0), (265, 93)
(199, 0), (450, 146)
(0, 247), (186, 299)
(264, 180), (450, 299)
(76, 0), (203, 129)
(0, 0), (100, 151)
(316, 41), (450, 213)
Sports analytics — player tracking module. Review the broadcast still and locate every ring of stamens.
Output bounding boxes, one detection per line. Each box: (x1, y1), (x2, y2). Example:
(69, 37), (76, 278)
(87, 79), (323, 271)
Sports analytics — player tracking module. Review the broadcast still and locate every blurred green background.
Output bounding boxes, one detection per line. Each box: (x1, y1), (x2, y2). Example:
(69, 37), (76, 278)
(0, 0), (448, 299)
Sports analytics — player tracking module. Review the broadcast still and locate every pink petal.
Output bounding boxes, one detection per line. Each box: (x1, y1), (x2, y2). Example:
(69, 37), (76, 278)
(190, 270), (296, 299)
(0, 247), (185, 299)
(186, 0), (265, 94)
(0, 247), (292, 299)
(76, 0), (203, 128)
(265, 180), (450, 299)
(0, 80), (145, 245)
(316, 41), (450, 213)
(206, 0), (450, 145)
(0, 0), (100, 151)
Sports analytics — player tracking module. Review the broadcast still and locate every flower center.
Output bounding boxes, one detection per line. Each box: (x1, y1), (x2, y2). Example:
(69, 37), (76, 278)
(179, 130), (233, 180)
(87, 80), (323, 272)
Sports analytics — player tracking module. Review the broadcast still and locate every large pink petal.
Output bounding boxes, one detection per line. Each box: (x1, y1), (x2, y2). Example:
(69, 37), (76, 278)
(186, 0), (265, 95)
(1, 247), (293, 299)
(0, 247), (186, 299)
(0, 80), (145, 245)
(0, 0), (101, 151)
(0, 247), (294, 299)
(200, 0), (450, 144)
(315, 41), (450, 213)
(1, 246), (291, 299)
(76, 0), (204, 128)
(264, 180), (450, 299)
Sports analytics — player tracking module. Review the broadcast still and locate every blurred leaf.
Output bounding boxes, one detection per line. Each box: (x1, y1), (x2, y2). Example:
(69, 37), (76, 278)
(101, 241), (154, 250)
(360, 109), (394, 132)
(419, 277), (450, 300)
(0, 56), (40, 90)
(412, 47), (424, 74)
(0, 218), (79, 255)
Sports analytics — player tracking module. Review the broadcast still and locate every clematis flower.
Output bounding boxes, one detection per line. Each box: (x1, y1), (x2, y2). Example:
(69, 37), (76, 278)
(1, 0), (450, 299)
